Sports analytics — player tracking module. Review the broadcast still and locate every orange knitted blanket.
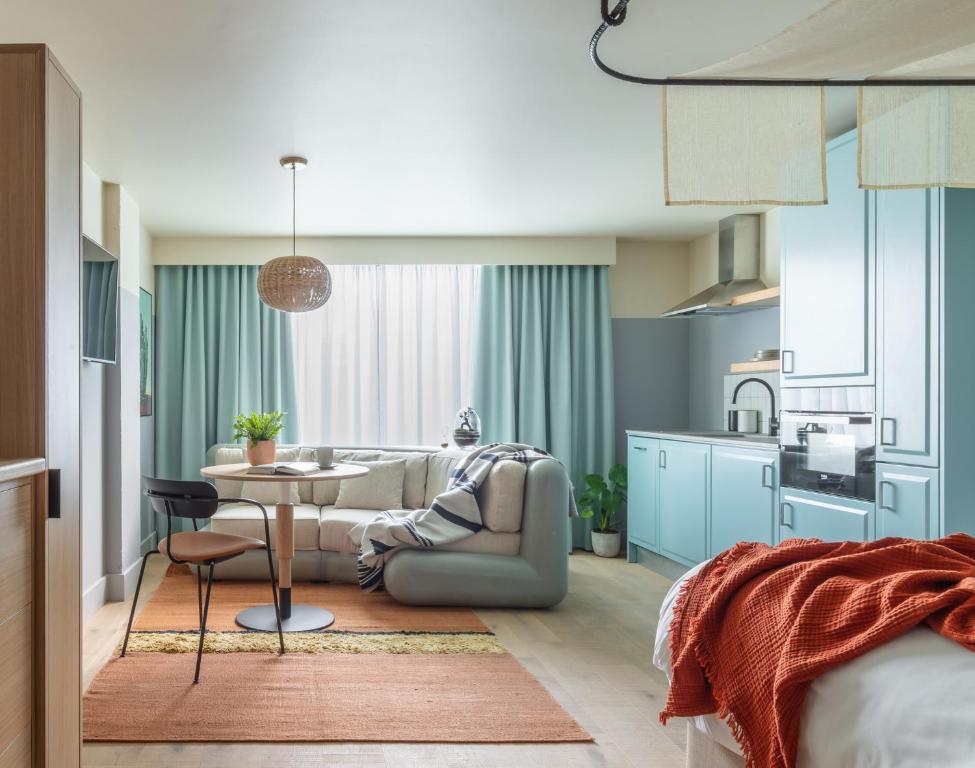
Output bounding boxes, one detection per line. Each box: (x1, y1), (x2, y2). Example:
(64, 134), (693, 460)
(660, 534), (975, 768)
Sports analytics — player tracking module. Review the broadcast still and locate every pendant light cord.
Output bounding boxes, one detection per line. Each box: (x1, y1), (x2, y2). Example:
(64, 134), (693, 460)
(292, 163), (296, 258)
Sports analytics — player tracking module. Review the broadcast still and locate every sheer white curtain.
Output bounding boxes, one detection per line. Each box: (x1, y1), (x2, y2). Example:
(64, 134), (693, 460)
(291, 264), (480, 447)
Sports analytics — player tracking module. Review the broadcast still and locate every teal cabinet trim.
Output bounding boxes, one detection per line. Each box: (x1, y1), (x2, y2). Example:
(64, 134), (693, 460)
(777, 488), (874, 543)
(876, 463), (940, 540)
(781, 132), (875, 387)
(626, 435), (659, 561)
(876, 187), (940, 467)
(658, 440), (710, 566)
(710, 446), (778, 556)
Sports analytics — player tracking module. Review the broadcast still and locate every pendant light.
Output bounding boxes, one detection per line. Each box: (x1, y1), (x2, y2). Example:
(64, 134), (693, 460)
(257, 156), (332, 312)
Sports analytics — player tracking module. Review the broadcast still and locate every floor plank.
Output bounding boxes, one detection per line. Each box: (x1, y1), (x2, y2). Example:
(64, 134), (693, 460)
(82, 553), (685, 768)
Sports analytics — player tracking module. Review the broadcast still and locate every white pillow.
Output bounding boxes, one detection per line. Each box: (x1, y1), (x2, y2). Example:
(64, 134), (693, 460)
(334, 459), (407, 511)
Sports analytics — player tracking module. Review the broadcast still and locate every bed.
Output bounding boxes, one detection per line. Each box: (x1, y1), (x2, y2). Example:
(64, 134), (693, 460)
(654, 562), (975, 768)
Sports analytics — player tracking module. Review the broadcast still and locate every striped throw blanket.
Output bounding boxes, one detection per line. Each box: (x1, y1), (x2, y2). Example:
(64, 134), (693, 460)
(350, 443), (575, 591)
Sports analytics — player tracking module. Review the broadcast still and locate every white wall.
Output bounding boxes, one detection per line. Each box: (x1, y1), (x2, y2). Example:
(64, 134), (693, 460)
(152, 235), (616, 266)
(608, 240), (690, 319)
(81, 167), (154, 621)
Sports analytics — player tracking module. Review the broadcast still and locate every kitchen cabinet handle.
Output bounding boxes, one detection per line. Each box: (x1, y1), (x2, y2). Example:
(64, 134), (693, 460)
(633, 445), (648, 452)
(781, 350), (795, 374)
(879, 480), (895, 511)
(761, 463), (774, 489)
(880, 417), (897, 446)
(779, 501), (794, 529)
(658, 449), (667, 469)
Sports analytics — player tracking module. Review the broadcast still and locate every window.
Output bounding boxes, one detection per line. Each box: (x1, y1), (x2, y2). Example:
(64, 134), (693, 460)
(291, 264), (480, 446)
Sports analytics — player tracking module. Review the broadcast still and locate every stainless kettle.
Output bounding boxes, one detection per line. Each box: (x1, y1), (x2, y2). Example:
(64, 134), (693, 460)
(728, 409), (760, 433)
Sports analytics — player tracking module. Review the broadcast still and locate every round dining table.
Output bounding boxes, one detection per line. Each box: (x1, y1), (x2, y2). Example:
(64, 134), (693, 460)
(200, 461), (369, 632)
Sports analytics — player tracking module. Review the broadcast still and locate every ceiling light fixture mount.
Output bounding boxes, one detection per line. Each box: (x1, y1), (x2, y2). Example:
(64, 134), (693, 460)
(257, 155), (332, 313)
(590, 0), (975, 87)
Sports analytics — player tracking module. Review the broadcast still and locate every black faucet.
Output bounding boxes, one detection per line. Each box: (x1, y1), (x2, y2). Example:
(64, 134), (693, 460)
(732, 377), (779, 437)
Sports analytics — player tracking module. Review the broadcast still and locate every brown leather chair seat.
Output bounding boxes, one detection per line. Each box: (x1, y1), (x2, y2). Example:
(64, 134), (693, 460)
(158, 531), (266, 563)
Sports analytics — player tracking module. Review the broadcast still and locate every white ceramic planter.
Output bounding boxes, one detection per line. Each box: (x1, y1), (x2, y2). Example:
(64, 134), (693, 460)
(591, 530), (621, 558)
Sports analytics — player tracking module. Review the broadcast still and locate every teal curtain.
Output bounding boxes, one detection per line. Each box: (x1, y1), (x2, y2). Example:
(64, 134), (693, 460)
(471, 265), (615, 550)
(155, 265), (299, 485)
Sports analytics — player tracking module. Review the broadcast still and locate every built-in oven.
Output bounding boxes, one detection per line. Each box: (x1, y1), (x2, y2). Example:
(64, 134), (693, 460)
(779, 387), (876, 502)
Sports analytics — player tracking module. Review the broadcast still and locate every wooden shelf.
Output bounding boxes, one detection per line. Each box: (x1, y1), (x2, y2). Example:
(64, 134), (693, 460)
(730, 285), (780, 308)
(730, 359), (780, 374)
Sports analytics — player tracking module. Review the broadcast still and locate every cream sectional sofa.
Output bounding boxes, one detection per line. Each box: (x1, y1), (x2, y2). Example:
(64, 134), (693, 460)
(202, 444), (569, 608)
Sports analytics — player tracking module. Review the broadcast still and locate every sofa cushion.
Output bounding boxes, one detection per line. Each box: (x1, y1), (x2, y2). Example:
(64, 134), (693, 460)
(210, 502), (321, 550)
(477, 460), (526, 533)
(334, 459), (407, 510)
(374, 451), (429, 508)
(312, 450), (382, 506)
(320, 506), (520, 556)
(423, 448), (469, 507)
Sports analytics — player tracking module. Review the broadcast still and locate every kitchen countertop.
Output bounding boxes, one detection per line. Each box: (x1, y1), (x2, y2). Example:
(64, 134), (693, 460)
(626, 429), (779, 450)
(0, 457), (46, 483)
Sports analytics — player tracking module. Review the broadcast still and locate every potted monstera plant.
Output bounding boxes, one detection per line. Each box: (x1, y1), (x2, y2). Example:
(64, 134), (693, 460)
(232, 411), (285, 466)
(578, 464), (627, 558)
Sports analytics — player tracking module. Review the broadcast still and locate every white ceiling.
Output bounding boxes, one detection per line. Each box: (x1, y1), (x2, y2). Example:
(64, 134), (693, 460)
(2, 0), (845, 238)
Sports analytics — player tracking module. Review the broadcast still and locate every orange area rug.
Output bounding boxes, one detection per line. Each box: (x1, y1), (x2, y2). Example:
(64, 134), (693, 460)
(84, 568), (591, 744)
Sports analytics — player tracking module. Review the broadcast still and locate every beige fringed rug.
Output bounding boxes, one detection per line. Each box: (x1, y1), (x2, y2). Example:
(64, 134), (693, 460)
(83, 566), (591, 744)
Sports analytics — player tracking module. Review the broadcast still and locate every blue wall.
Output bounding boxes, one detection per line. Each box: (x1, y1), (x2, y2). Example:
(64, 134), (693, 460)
(688, 308), (780, 431)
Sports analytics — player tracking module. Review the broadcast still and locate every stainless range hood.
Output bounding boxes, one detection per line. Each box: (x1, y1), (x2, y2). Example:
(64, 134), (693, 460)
(662, 214), (767, 317)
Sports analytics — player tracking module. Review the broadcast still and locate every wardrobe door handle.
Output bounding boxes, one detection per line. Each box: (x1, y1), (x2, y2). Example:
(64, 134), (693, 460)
(779, 501), (794, 529)
(781, 350), (795, 374)
(658, 450), (667, 469)
(633, 446), (648, 452)
(761, 464), (774, 489)
(879, 480), (895, 512)
(880, 417), (897, 447)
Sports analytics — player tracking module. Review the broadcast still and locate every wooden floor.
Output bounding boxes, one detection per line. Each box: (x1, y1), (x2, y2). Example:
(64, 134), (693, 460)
(82, 553), (686, 768)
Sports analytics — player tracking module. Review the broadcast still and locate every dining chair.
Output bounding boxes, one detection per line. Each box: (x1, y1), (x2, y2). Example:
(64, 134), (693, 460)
(122, 477), (285, 683)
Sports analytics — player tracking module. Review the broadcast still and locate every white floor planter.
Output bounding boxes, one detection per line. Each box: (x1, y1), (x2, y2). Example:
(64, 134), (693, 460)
(591, 530), (621, 558)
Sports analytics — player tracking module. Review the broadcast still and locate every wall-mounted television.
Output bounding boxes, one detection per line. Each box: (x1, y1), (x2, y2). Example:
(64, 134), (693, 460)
(82, 236), (119, 364)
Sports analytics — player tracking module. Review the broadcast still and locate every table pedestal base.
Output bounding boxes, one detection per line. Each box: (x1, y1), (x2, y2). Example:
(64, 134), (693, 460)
(236, 603), (335, 632)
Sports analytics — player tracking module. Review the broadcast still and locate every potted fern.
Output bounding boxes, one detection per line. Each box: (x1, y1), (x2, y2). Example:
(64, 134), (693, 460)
(578, 464), (627, 558)
(232, 411), (285, 466)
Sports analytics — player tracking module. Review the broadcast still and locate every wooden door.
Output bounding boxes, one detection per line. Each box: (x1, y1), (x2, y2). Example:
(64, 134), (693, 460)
(0, 45), (82, 768)
(876, 463), (939, 540)
(781, 133), (875, 387)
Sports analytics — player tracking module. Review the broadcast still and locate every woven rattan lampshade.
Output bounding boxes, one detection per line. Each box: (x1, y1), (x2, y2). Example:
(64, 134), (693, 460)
(257, 255), (332, 312)
(258, 155), (332, 313)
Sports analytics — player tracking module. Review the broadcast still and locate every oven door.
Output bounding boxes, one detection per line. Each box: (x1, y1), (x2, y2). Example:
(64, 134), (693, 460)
(779, 413), (876, 501)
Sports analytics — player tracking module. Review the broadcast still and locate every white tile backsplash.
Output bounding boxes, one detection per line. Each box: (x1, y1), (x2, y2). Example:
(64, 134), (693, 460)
(723, 372), (780, 435)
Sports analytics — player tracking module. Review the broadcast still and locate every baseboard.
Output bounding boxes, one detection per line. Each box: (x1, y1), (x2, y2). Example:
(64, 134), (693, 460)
(82, 576), (108, 622)
(105, 555), (145, 602)
(630, 545), (691, 582)
(140, 530), (157, 554)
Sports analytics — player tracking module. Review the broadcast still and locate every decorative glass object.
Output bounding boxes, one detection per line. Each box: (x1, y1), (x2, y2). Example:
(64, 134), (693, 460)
(452, 407), (481, 448)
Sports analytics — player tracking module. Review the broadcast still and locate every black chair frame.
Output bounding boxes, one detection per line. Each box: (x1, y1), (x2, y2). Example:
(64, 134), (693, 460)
(121, 478), (285, 683)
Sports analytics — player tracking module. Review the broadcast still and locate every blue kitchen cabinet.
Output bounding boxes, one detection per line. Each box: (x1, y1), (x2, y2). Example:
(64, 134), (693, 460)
(658, 440), (710, 566)
(876, 463), (940, 540)
(876, 187), (939, 467)
(781, 133), (874, 387)
(777, 488), (874, 543)
(626, 434), (659, 561)
(709, 446), (778, 557)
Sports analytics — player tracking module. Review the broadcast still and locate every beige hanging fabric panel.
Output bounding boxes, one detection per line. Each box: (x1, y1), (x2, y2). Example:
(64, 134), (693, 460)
(662, 85), (827, 206)
(664, 0), (975, 199)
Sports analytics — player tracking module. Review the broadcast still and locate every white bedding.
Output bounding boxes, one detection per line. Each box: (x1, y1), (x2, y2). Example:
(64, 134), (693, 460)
(654, 563), (975, 767)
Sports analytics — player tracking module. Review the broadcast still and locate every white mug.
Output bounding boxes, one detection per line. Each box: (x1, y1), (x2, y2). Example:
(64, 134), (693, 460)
(316, 447), (334, 468)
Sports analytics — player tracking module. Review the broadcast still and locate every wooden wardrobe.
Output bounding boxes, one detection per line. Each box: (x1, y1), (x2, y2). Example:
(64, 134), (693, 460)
(0, 44), (83, 767)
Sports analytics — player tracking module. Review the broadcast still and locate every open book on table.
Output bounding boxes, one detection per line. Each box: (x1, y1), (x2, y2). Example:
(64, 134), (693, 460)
(245, 461), (321, 476)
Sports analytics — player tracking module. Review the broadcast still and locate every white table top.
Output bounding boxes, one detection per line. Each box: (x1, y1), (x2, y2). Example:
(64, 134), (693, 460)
(200, 462), (369, 483)
(0, 458), (46, 483)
